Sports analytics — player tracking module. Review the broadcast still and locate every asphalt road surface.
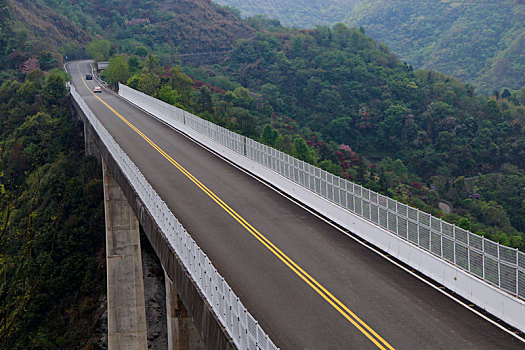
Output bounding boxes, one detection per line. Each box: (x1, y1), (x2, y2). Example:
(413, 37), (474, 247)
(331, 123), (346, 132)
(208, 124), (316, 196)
(67, 60), (524, 349)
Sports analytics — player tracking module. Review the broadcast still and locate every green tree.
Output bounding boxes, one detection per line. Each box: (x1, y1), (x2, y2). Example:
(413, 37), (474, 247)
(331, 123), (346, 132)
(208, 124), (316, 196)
(25, 68), (45, 88)
(86, 39), (111, 62)
(155, 84), (181, 106)
(293, 137), (316, 164)
(197, 86), (213, 114)
(261, 124), (279, 146)
(134, 45), (149, 57)
(275, 134), (294, 154)
(16, 81), (36, 104)
(104, 55), (130, 87)
(231, 107), (257, 137)
(169, 67), (193, 94)
(0, 0), (12, 59)
(43, 73), (66, 105)
(458, 217), (472, 231)
(319, 160), (343, 176)
(127, 75), (141, 89)
(144, 53), (159, 73)
(480, 201), (512, 229)
(137, 73), (160, 95)
(59, 42), (82, 60)
(38, 51), (58, 70)
(169, 67), (193, 106)
(128, 55), (142, 74)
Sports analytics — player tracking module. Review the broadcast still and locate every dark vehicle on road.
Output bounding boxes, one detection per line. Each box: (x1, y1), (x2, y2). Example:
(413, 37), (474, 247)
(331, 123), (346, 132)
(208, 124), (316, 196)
(86, 74), (93, 80)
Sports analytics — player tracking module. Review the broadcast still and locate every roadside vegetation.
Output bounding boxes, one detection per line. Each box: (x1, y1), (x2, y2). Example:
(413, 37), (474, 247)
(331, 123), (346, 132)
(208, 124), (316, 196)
(1, 3), (105, 347)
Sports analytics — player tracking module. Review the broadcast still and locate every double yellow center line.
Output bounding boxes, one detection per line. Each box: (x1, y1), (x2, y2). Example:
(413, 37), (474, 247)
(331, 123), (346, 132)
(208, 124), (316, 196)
(77, 64), (395, 350)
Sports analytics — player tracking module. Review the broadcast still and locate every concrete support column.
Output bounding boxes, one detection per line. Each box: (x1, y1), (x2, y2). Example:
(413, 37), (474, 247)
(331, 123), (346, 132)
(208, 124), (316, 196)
(84, 123), (99, 158)
(103, 160), (148, 349)
(165, 269), (190, 350)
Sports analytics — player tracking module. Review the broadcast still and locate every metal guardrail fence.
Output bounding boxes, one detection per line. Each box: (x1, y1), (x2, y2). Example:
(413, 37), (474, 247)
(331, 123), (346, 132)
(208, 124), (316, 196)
(71, 85), (278, 350)
(119, 83), (525, 301)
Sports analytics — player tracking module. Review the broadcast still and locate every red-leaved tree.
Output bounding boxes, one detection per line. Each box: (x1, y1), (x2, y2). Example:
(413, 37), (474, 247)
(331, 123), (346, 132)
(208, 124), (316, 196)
(21, 58), (40, 74)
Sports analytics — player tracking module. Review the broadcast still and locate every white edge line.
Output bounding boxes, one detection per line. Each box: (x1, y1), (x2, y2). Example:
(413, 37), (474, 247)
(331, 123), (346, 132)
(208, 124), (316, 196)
(69, 61), (525, 344)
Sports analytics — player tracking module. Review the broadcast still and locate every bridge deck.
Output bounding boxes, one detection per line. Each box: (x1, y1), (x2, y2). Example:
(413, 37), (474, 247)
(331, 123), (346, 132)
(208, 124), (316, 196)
(69, 61), (523, 349)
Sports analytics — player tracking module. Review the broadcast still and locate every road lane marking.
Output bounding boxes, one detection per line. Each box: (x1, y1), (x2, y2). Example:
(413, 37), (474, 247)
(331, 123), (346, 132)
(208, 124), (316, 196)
(75, 62), (395, 350)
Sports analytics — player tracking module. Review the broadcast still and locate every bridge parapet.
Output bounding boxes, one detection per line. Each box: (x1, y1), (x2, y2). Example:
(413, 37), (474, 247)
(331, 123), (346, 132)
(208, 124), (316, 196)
(70, 84), (278, 350)
(119, 83), (525, 333)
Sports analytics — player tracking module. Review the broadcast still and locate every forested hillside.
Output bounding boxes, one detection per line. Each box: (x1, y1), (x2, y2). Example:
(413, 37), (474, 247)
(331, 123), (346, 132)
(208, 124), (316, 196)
(219, 26), (525, 246)
(213, 0), (359, 28)
(4, 0), (254, 67)
(35, 0), (254, 62)
(345, 0), (525, 94)
(211, 0), (525, 94)
(7, 0), (91, 47)
(0, 71), (106, 348)
(1, 0), (87, 75)
(1, 2), (106, 348)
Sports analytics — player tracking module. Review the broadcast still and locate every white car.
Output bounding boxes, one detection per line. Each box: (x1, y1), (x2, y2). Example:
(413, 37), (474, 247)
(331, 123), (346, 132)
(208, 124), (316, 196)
(93, 86), (102, 93)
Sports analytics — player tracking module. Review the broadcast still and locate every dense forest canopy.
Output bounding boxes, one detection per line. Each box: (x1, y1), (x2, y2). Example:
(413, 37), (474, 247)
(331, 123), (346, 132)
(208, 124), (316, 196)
(220, 26), (525, 246)
(1, 3), (105, 348)
(0, 66), (105, 349)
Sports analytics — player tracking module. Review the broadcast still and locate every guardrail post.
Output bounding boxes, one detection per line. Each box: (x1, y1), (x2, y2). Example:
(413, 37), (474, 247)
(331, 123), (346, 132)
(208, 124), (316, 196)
(429, 219), (432, 251)
(516, 250), (520, 297)
(482, 237), (486, 280)
(416, 209), (420, 247)
(453, 225), (456, 265)
(497, 242), (501, 288)
(467, 231), (471, 272)
(440, 220), (443, 258)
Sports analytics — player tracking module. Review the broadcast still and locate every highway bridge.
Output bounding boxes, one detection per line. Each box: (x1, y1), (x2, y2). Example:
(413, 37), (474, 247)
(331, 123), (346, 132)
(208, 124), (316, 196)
(67, 60), (525, 349)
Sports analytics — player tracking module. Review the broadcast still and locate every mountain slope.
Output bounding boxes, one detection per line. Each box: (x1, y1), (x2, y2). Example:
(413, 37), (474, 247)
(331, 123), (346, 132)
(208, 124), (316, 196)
(0, 0), (92, 71)
(37, 0), (254, 57)
(213, 0), (360, 28)
(7, 0), (91, 47)
(344, 0), (525, 93)
(210, 0), (525, 93)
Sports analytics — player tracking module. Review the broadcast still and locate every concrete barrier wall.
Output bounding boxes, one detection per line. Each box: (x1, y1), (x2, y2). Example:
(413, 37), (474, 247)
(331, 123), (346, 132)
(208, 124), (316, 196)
(119, 84), (525, 333)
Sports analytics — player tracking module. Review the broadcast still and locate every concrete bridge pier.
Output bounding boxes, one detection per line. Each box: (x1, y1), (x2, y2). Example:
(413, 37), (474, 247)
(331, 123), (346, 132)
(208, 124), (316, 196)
(103, 159), (148, 349)
(84, 123), (100, 158)
(165, 270), (189, 350)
